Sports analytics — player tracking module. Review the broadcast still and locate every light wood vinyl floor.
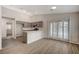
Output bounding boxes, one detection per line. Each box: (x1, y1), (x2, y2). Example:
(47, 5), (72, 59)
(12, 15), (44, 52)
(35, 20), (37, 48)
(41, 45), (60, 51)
(0, 38), (79, 54)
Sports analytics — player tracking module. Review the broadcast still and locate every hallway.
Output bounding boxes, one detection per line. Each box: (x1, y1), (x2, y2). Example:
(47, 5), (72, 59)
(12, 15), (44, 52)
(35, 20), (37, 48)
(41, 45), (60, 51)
(0, 38), (79, 54)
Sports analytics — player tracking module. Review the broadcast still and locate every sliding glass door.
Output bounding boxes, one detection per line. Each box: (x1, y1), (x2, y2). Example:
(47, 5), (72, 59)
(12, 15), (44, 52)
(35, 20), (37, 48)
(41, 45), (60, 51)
(49, 20), (69, 41)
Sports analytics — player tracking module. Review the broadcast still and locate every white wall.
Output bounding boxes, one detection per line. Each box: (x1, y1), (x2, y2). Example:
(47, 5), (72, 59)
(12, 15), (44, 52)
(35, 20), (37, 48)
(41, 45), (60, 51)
(31, 12), (79, 44)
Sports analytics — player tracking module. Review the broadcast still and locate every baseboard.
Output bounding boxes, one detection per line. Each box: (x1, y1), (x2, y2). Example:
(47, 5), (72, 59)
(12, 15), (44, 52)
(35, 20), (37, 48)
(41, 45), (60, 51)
(44, 37), (79, 45)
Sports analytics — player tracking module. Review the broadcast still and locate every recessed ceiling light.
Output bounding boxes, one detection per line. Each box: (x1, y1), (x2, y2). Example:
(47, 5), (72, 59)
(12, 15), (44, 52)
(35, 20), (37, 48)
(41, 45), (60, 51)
(51, 6), (56, 10)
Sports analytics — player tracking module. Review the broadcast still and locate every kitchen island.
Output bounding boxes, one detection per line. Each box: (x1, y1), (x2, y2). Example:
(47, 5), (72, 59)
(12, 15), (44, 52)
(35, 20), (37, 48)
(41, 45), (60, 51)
(23, 30), (44, 44)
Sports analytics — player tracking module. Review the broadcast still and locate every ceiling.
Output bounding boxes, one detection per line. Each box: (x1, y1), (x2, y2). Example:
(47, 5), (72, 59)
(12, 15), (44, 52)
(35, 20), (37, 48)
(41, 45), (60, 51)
(6, 5), (79, 15)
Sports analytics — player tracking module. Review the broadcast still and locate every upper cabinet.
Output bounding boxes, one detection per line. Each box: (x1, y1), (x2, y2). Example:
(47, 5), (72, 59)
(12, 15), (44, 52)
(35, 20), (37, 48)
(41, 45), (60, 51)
(31, 21), (43, 28)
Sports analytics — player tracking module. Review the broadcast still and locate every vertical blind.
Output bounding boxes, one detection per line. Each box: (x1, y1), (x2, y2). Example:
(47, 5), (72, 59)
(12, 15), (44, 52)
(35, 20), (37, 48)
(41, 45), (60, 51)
(49, 20), (69, 40)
